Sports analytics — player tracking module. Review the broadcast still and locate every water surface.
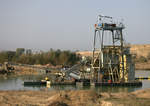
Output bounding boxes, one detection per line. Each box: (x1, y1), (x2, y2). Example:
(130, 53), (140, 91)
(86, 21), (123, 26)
(0, 70), (149, 93)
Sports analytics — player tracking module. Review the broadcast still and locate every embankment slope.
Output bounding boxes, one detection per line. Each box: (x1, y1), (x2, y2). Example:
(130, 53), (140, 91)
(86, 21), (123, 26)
(0, 88), (150, 106)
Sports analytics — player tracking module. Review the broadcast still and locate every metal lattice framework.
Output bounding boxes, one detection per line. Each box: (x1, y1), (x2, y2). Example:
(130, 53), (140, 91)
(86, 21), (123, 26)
(91, 15), (132, 83)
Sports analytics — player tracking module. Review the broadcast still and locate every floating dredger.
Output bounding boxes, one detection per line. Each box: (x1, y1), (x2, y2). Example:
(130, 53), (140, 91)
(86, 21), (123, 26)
(24, 15), (142, 87)
(69, 15), (142, 86)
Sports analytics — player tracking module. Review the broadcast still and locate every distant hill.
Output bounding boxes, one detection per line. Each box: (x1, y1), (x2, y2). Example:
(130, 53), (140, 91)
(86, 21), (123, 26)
(76, 44), (150, 58)
(76, 51), (92, 57)
(130, 44), (150, 58)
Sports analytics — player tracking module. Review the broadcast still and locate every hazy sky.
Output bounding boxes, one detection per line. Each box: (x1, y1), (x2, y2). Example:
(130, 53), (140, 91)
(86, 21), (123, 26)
(0, 0), (150, 51)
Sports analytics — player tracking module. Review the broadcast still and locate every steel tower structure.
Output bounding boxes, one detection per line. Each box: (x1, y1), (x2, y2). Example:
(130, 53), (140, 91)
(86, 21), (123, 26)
(91, 15), (135, 84)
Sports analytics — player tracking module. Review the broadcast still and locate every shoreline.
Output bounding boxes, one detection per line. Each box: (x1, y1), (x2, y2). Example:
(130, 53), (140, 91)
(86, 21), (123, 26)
(0, 88), (150, 106)
(135, 69), (150, 71)
(135, 62), (150, 70)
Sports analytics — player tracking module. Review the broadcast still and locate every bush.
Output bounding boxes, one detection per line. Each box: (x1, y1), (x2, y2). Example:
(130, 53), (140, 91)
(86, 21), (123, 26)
(147, 52), (150, 60)
(138, 56), (147, 63)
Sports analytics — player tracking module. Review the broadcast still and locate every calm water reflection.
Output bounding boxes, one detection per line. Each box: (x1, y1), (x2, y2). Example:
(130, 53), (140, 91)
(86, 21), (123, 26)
(0, 70), (149, 92)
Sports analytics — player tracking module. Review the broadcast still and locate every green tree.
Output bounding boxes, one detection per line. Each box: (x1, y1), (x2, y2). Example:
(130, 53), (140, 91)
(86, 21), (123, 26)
(0, 49), (80, 66)
(59, 51), (68, 65)
(26, 49), (32, 55)
(0, 51), (16, 63)
(16, 48), (25, 57)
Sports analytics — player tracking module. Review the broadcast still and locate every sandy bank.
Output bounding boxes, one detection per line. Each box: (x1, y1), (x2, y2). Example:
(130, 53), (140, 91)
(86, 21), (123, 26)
(135, 62), (150, 70)
(0, 88), (150, 106)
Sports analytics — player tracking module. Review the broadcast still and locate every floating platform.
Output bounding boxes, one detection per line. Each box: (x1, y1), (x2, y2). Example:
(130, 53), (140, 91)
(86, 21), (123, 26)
(24, 81), (142, 87)
(95, 82), (142, 86)
(83, 81), (142, 86)
(24, 81), (46, 86)
(51, 82), (75, 85)
(24, 81), (75, 86)
(135, 77), (150, 80)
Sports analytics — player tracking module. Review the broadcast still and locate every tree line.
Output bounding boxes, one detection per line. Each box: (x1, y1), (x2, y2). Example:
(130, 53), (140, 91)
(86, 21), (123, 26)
(0, 48), (80, 66)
